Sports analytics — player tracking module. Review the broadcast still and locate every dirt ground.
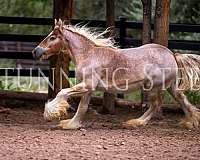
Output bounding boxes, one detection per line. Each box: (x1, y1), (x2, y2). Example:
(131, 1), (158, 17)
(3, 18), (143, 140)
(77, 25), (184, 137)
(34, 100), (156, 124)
(0, 102), (200, 160)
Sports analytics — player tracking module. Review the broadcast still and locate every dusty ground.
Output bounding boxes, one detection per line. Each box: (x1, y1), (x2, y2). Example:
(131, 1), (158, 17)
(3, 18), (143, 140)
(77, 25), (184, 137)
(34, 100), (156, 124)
(0, 102), (200, 160)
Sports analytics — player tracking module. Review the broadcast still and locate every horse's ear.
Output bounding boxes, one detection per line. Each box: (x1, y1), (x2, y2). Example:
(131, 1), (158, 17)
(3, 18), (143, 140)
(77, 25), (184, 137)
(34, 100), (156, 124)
(57, 19), (62, 26)
(53, 19), (64, 34)
(54, 19), (58, 26)
(57, 19), (64, 30)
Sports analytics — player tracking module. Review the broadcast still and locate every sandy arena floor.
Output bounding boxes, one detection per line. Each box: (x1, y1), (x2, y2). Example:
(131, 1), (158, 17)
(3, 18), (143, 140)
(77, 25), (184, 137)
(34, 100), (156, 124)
(0, 103), (200, 160)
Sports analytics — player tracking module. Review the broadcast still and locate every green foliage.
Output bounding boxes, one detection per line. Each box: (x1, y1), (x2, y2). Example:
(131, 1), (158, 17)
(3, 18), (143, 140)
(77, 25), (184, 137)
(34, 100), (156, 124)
(0, 80), (12, 90)
(0, 78), (22, 91)
(125, 91), (141, 102)
(163, 91), (174, 104)
(185, 91), (200, 105)
(0, 76), (49, 92)
(0, 59), (16, 68)
(171, 0), (200, 24)
(0, 0), (53, 34)
(74, 0), (105, 20)
(74, 0), (143, 21)
(115, 0), (143, 21)
(0, 0), (52, 17)
(170, 0), (200, 41)
(93, 91), (104, 97)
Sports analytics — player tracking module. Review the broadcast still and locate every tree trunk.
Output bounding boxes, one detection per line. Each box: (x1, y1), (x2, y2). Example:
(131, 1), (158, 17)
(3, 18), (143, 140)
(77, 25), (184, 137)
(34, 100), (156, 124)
(106, 0), (115, 36)
(142, 0), (152, 44)
(141, 0), (152, 108)
(102, 0), (116, 114)
(48, 0), (74, 98)
(153, 0), (171, 46)
(153, 0), (171, 118)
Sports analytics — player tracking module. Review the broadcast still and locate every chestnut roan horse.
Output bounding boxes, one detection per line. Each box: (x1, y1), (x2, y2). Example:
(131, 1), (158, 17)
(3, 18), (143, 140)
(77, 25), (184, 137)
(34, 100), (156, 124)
(32, 19), (200, 129)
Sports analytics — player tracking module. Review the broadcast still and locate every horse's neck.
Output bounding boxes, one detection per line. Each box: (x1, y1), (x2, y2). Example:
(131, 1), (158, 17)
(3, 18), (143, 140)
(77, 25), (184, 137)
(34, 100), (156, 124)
(70, 43), (94, 66)
(65, 35), (94, 65)
(63, 30), (119, 67)
(70, 48), (90, 65)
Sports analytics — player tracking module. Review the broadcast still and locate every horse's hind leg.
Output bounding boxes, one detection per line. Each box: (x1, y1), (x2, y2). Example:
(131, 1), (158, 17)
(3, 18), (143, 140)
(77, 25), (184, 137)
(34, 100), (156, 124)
(123, 90), (163, 128)
(168, 86), (200, 129)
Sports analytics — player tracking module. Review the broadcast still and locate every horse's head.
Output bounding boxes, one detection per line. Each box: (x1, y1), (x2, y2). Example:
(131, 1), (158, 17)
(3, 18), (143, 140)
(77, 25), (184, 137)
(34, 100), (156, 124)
(32, 19), (69, 60)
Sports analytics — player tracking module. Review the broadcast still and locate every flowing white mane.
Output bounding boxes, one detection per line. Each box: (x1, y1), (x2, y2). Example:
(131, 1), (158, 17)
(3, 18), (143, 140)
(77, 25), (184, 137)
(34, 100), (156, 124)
(64, 25), (118, 49)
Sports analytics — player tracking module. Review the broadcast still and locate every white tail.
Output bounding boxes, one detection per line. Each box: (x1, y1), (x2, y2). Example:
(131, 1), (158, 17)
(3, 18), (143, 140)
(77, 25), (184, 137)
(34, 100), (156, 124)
(175, 53), (200, 90)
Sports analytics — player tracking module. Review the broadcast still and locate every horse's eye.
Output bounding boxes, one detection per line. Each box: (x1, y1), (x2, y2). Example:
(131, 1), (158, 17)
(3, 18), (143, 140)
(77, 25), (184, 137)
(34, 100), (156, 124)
(49, 36), (56, 41)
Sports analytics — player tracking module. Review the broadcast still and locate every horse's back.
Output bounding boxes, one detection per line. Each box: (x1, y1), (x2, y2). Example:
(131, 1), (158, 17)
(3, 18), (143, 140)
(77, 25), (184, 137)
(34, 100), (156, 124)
(119, 43), (177, 67)
(119, 43), (173, 56)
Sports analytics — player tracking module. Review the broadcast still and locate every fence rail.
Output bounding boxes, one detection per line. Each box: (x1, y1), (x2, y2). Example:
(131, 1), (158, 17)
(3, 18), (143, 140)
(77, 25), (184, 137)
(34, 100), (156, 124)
(0, 68), (75, 77)
(0, 34), (45, 42)
(123, 38), (200, 51)
(0, 16), (200, 33)
(0, 51), (33, 59)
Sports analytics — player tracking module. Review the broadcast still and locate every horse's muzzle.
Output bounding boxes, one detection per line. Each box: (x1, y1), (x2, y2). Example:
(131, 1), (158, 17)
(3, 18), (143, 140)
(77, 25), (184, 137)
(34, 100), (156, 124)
(32, 46), (47, 60)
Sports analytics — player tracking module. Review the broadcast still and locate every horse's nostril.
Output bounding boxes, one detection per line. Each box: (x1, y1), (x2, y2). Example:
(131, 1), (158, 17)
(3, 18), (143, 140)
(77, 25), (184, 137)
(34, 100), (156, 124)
(32, 47), (46, 60)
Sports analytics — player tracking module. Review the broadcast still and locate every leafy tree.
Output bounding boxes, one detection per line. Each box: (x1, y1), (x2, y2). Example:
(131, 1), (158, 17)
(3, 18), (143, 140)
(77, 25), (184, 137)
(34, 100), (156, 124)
(0, 0), (52, 17)
(170, 0), (200, 24)
(0, 0), (53, 35)
(115, 0), (142, 21)
(74, 0), (143, 21)
(74, 0), (105, 20)
(169, 0), (200, 41)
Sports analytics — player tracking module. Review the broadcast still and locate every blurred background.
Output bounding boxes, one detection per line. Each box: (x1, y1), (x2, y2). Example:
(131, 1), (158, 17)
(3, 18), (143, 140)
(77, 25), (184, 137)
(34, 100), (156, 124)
(0, 0), (199, 103)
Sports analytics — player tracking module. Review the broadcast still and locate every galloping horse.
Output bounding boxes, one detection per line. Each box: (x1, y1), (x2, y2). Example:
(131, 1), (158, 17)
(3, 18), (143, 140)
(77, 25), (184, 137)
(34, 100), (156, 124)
(32, 19), (200, 129)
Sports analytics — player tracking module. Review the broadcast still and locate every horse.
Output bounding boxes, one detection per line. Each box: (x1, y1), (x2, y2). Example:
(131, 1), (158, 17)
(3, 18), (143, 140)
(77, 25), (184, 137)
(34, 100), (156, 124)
(32, 19), (200, 130)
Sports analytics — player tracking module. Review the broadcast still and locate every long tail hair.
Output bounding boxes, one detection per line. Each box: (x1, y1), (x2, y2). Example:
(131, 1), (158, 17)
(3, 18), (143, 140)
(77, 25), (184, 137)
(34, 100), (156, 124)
(175, 53), (200, 90)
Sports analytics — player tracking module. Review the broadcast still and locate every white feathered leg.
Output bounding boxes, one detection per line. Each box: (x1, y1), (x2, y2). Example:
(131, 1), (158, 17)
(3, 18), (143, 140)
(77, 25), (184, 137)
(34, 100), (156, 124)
(58, 92), (91, 129)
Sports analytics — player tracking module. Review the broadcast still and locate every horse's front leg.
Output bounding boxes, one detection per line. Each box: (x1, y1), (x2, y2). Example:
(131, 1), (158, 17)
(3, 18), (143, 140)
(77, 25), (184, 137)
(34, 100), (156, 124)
(56, 82), (89, 98)
(43, 82), (88, 121)
(45, 77), (98, 129)
(56, 80), (96, 129)
(58, 92), (91, 129)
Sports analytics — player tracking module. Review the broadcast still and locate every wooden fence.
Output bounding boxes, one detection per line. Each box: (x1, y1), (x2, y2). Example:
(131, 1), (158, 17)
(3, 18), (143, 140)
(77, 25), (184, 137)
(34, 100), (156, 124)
(0, 16), (199, 78)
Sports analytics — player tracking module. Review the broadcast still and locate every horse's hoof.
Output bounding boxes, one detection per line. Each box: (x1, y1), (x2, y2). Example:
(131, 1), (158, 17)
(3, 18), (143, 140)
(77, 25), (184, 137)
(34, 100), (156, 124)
(179, 111), (200, 129)
(179, 117), (199, 129)
(57, 119), (82, 130)
(123, 119), (146, 128)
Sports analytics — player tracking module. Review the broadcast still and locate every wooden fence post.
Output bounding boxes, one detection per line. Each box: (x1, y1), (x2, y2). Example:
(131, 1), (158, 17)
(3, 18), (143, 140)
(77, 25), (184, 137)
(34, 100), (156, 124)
(119, 17), (127, 48)
(141, 0), (152, 108)
(117, 16), (127, 99)
(102, 0), (116, 114)
(48, 0), (74, 98)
